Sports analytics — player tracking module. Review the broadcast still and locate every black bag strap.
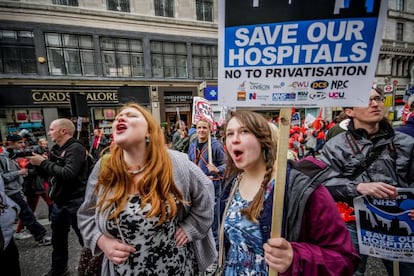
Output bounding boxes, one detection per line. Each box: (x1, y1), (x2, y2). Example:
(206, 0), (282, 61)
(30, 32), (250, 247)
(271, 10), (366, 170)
(345, 132), (396, 180)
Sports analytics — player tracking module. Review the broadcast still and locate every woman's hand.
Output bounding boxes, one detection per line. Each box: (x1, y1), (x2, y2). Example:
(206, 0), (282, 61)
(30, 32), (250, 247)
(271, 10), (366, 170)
(175, 227), (189, 246)
(97, 234), (136, 265)
(263, 237), (293, 273)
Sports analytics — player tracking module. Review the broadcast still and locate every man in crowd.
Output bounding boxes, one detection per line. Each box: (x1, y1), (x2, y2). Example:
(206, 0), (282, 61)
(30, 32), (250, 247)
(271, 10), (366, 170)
(396, 96), (414, 138)
(188, 118), (226, 257)
(320, 87), (414, 275)
(89, 128), (108, 161)
(28, 118), (88, 276)
(0, 134), (51, 246)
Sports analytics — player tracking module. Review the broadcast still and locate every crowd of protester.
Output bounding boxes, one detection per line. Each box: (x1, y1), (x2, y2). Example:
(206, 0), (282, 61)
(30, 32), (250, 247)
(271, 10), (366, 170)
(1, 89), (413, 276)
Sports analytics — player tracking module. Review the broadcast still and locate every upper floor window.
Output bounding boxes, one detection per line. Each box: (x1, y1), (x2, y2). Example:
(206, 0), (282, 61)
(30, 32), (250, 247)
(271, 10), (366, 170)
(100, 37), (144, 77)
(45, 33), (96, 76)
(192, 44), (217, 79)
(396, 22), (404, 41)
(196, 0), (213, 21)
(107, 0), (130, 12)
(151, 41), (187, 78)
(396, 0), (404, 11)
(154, 0), (174, 17)
(52, 0), (79, 6)
(0, 30), (36, 74)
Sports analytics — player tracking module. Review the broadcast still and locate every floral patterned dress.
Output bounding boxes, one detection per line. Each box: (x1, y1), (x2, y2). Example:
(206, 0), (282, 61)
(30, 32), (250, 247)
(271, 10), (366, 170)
(106, 194), (195, 276)
(224, 179), (275, 276)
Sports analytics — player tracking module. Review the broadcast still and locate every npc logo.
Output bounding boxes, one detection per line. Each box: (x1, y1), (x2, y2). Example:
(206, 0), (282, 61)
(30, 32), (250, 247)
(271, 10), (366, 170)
(330, 80), (349, 89)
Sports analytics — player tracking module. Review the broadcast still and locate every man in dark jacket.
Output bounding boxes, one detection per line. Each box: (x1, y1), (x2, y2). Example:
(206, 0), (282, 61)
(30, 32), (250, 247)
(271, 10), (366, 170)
(396, 113), (414, 138)
(28, 118), (88, 276)
(320, 87), (414, 276)
(89, 128), (108, 161)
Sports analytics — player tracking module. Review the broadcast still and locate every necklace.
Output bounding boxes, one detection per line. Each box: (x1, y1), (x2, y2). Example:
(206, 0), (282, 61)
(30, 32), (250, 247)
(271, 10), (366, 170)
(127, 165), (146, 175)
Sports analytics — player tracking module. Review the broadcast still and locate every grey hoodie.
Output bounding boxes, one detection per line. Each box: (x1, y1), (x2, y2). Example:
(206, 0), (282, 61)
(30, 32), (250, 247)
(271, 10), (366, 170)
(0, 149), (24, 197)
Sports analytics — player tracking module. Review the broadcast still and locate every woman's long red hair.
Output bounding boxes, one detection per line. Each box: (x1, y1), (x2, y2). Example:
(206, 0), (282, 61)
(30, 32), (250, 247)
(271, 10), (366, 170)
(95, 103), (184, 225)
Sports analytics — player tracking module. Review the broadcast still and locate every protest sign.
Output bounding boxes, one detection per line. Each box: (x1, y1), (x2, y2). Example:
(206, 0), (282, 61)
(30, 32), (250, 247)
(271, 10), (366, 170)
(354, 188), (414, 263)
(219, 0), (388, 108)
(218, 2), (389, 274)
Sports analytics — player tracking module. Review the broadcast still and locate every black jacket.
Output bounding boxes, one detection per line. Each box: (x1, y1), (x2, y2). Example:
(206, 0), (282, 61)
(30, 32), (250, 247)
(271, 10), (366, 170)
(40, 138), (88, 205)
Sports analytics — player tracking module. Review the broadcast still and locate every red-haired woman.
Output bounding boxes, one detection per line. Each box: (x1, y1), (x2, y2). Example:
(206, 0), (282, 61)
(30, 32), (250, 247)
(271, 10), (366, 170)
(77, 103), (217, 275)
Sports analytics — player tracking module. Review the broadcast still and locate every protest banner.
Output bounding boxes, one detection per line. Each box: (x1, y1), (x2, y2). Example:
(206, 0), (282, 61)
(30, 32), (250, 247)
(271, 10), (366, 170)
(354, 188), (414, 263)
(219, 0), (388, 108)
(219, 1), (389, 275)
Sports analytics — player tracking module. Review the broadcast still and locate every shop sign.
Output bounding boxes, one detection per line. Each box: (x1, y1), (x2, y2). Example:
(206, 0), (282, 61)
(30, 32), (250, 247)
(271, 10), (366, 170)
(164, 94), (193, 104)
(32, 90), (119, 104)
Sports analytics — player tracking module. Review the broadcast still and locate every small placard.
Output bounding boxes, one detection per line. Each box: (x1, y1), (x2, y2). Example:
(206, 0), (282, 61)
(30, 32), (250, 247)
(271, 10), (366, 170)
(15, 110), (28, 123)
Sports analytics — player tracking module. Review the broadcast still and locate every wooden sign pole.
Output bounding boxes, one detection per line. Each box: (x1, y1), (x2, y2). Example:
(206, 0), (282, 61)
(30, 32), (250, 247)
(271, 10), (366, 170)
(269, 107), (291, 276)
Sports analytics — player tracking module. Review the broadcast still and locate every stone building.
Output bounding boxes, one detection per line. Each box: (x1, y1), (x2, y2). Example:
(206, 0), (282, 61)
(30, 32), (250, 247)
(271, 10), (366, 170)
(0, 0), (412, 142)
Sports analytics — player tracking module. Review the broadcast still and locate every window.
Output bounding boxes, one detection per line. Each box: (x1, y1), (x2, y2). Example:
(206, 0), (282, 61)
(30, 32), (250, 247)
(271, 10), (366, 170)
(396, 0), (404, 11)
(396, 23), (404, 41)
(192, 44), (217, 79)
(0, 30), (36, 74)
(107, 0), (130, 12)
(154, 0), (174, 17)
(196, 0), (213, 21)
(45, 33), (96, 76)
(52, 0), (78, 6)
(151, 41), (187, 78)
(100, 37), (144, 77)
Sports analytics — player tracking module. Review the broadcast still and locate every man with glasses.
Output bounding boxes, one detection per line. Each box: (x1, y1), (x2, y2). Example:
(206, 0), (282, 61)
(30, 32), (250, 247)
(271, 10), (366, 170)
(320, 87), (414, 275)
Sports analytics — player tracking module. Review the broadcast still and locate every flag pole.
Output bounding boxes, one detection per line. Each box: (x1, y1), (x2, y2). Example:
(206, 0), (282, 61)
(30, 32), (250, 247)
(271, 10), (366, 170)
(269, 107), (291, 276)
(208, 132), (213, 164)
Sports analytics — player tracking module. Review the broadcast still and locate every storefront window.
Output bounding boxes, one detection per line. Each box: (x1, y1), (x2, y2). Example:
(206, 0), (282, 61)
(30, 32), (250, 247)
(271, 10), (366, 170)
(100, 37), (144, 77)
(45, 33), (96, 76)
(0, 109), (46, 146)
(0, 30), (37, 74)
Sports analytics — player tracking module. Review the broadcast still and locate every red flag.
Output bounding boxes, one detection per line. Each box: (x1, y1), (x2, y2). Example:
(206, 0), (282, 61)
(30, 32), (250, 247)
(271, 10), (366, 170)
(401, 101), (410, 125)
(312, 108), (323, 130)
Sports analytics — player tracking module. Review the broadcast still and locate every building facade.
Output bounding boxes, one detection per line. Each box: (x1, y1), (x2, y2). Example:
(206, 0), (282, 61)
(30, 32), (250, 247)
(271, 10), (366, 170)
(0, 0), (218, 143)
(0, 0), (413, 143)
(376, 0), (414, 120)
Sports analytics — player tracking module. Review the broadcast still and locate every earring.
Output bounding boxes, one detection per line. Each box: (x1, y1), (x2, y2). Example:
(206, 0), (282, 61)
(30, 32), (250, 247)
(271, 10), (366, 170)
(145, 136), (150, 145)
